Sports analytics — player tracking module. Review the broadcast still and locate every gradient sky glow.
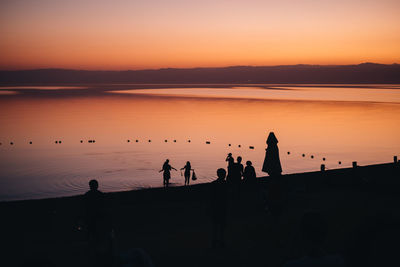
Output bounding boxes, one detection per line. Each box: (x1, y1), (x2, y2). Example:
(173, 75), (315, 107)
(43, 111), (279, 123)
(1, 0), (399, 70)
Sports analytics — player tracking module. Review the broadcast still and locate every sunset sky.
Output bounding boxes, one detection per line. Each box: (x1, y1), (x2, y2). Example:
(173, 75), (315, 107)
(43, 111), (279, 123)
(1, 0), (399, 70)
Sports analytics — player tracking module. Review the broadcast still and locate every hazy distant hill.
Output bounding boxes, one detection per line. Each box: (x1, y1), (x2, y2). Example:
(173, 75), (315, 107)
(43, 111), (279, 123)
(1, 63), (399, 84)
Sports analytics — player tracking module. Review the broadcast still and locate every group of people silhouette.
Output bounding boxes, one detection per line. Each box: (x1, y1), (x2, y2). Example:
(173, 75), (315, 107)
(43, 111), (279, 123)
(159, 160), (195, 187)
(82, 132), (284, 262)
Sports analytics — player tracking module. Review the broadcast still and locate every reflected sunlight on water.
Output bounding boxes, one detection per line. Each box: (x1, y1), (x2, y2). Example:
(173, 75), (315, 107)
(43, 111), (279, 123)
(0, 84), (399, 200)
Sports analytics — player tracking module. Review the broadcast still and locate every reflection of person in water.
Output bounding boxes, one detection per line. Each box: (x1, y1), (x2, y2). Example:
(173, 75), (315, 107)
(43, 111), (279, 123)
(159, 159), (177, 187)
(180, 161), (193, 186)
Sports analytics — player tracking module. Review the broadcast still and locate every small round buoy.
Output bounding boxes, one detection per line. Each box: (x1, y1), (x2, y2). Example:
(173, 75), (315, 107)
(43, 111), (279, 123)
(55, 141), (58, 144)
(206, 141), (210, 144)
(29, 141), (32, 144)
(311, 155), (314, 159)
(287, 151), (290, 155)
(80, 140), (83, 143)
(127, 140), (130, 143)
(323, 157), (326, 161)
(93, 140), (95, 143)
(302, 154), (305, 157)
(174, 140), (176, 142)
(338, 161), (341, 165)
(164, 140), (167, 142)
(10, 142), (14, 145)
(148, 140), (151, 142)
(249, 146), (254, 149)
(238, 145), (241, 148)
(88, 140), (92, 143)
(136, 140), (138, 142)
(188, 140), (191, 143)
(59, 141), (62, 144)
(228, 144), (231, 146)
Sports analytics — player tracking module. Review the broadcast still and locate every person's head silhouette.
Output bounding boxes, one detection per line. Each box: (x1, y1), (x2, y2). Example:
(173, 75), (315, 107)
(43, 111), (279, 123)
(217, 168), (226, 180)
(186, 161), (190, 166)
(166, 159), (169, 163)
(89, 179), (99, 191)
(237, 156), (242, 163)
(246, 160), (252, 166)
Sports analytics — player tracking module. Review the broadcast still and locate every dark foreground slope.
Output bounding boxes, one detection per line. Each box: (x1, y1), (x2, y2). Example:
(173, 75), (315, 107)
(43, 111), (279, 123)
(1, 162), (400, 267)
(1, 63), (400, 84)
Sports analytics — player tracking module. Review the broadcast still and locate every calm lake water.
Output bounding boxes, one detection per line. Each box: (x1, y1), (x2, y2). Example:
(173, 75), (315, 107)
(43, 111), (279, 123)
(0, 84), (399, 201)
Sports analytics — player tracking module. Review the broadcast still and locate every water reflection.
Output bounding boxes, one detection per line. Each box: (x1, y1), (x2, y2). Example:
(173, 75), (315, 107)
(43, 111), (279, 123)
(0, 84), (399, 200)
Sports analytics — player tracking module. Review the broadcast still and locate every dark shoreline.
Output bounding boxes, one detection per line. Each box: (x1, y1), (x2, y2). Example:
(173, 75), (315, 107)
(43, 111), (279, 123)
(1, 161), (399, 266)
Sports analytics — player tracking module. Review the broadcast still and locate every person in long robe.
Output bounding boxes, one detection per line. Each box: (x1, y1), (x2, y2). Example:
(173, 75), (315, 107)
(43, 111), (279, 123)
(262, 132), (282, 176)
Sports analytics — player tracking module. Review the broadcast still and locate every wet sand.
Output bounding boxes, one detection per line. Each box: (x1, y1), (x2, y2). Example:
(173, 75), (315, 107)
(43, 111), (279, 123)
(1, 162), (399, 267)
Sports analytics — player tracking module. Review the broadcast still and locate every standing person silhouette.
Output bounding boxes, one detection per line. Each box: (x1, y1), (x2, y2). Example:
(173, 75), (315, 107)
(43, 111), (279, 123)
(159, 159), (177, 187)
(180, 161), (193, 186)
(83, 180), (113, 267)
(226, 153), (234, 183)
(262, 132), (282, 176)
(243, 160), (256, 182)
(209, 168), (228, 248)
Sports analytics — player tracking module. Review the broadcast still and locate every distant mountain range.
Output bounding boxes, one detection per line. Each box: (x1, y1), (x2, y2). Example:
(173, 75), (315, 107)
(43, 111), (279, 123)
(1, 63), (399, 84)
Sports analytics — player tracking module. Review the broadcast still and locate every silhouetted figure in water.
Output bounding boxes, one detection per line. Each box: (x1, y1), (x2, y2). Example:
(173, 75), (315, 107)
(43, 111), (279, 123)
(180, 161), (193, 186)
(83, 180), (113, 267)
(209, 168), (228, 248)
(159, 159), (177, 187)
(243, 160), (256, 182)
(283, 212), (344, 267)
(226, 153), (234, 183)
(262, 132), (282, 176)
(233, 156), (244, 181)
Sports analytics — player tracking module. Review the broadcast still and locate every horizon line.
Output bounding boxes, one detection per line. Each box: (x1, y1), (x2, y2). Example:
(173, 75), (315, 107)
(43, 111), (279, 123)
(1, 62), (399, 72)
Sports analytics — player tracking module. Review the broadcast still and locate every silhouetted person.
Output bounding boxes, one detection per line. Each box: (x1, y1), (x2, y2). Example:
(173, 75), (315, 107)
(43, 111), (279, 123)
(226, 153), (234, 183)
(230, 156), (244, 198)
(83, 180), (113, 267)
(243, 160), (256, 182)
(209, 168), (228, 248)
(262, 132), (282, 176)
(159, 159), (177, 187)
(284, 212), (344, 267)
(180, 161), (193, 186)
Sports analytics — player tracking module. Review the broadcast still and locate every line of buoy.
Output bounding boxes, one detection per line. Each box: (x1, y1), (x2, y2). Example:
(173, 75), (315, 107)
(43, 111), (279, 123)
(55, 141), (62, 144)
(249, 146), (254, 149)
(206, 141), (210, 144)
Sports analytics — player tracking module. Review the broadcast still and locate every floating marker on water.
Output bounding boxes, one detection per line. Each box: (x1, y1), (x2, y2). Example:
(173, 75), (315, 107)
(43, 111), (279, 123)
(311, 155), (314, 159)
(148, 140), (151, 142)
(302, 154), (305, 157)
(59, 141), (62, 144)
(188, 140), (191, 143)
(206, 141), (210, 144)
(287, 151), (290, 155)
(55, 141), (58, 144)
(165, 140), (168, 142)
(228, 144), (231, 146)
(323, 157), (326, 161)
(10, 142), (14, 145)
(249, 146), (254, 149)
(338, 161), (342, 165)
(88, 140), (92, 143)
(127, 140), (130, 142)
(136, 140), (138, 142)
(173, 140), (176, 142)
(238, 145), (241, 148)
(29, 141), (32, 144)
(80, 140), (83, 143)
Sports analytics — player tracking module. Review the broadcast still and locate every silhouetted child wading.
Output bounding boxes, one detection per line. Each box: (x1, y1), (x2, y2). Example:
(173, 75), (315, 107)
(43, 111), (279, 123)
(209, 168), (228, 248)
(180, 161), (194, 186)
(159, 159), (177, 187)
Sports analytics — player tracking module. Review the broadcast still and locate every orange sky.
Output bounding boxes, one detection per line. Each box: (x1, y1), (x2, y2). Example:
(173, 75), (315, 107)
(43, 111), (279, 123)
(0, 0), (399, 70)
